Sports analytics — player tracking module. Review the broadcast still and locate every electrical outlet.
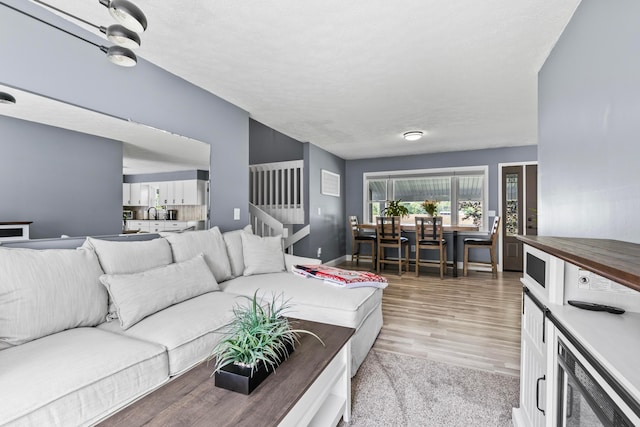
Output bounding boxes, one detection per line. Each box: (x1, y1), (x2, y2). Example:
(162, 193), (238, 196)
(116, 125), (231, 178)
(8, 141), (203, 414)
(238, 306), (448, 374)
(411, 245), (416, 252)
(317, 247), (322, 258)
(233, 208), (240, 220)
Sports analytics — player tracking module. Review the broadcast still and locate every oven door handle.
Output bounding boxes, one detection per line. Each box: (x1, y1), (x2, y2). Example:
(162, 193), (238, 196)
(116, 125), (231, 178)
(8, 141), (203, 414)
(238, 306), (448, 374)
(536, 375), (546, 415)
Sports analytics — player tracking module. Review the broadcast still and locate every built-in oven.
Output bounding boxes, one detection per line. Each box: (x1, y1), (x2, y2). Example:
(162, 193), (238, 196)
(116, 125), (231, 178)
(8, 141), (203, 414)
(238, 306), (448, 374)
(556, 335), (640, 426)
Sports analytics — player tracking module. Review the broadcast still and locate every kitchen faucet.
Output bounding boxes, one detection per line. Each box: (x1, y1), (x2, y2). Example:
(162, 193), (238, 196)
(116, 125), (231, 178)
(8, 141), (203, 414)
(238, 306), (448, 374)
(147, 206), (157, 220)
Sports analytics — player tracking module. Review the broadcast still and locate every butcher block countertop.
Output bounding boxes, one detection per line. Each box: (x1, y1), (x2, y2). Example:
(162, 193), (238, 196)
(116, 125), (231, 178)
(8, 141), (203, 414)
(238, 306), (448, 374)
(518, 236), (640, 293)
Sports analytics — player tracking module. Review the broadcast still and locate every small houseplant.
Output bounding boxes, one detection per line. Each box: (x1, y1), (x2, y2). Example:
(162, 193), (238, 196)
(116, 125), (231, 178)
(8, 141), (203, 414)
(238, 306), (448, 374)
(382, 200), (409, 218)
(422, 199), (438, 217)
(208, 290), (324, 394)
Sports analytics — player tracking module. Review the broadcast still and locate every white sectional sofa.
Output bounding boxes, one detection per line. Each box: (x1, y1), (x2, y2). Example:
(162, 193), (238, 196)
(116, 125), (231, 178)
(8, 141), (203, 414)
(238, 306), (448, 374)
(0, 226), (383, 427)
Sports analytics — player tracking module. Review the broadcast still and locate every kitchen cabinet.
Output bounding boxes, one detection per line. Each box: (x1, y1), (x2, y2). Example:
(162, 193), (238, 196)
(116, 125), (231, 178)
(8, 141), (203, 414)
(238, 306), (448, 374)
(126, 183), (150, 206)
(122, 183), (131, 205)
(513, 237), (640, 427)
(125, 220), (204, 233)
(158, 180), (206, 206)
(126, 220), (149, 232)
(518, 290), (548, 427)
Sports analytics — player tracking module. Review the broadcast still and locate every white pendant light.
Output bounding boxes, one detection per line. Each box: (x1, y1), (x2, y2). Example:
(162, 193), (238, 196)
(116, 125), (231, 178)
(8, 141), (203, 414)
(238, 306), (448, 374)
(102, 45), (137, 67)
(103, 24), (141, 49)
(101, 0), (148, 33)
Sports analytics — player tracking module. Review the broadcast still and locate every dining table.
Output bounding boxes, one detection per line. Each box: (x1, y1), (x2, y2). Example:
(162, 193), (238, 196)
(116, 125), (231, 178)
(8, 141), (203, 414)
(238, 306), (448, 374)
(358, 222), (480, 277)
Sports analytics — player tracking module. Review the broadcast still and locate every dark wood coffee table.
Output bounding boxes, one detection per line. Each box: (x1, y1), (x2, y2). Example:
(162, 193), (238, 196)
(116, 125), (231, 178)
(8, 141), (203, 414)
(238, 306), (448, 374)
(97, 319), (354, 427)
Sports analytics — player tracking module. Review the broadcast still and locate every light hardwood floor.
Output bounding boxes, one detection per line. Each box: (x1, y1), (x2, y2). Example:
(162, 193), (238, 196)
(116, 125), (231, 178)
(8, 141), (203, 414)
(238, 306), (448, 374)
(343, 262), (523, 377)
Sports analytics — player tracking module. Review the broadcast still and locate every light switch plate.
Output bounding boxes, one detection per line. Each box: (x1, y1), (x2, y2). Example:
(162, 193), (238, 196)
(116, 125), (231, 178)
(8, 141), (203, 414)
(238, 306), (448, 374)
(233, 208), (240, 220)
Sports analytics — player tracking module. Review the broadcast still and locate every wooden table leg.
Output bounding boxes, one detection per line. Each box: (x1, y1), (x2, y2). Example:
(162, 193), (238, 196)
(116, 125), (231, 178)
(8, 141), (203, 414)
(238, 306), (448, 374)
(452, 231), (459, 277)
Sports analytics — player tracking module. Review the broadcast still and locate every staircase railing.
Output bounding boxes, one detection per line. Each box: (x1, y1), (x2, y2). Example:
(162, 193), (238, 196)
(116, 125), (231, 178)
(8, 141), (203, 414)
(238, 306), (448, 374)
(249, 160), (304, 225)
(249, 203), (310, 253)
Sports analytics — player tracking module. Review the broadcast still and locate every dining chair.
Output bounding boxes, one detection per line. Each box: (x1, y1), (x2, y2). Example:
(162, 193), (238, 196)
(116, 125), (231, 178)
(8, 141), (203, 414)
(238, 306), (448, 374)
(349, 216), (376, 267)
(376, 216), (409, 276)
(414, 216), (448, 278)
(463, 216), (501, 278)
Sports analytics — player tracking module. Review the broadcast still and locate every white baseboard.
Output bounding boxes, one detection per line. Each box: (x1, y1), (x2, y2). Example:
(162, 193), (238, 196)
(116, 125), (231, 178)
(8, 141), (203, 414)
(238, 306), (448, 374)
(324, 255), (348, 266)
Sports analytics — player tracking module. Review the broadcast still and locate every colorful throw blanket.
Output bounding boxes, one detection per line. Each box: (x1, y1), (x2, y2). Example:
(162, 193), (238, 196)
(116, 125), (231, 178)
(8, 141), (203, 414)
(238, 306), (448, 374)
(292, 264), (388, 289)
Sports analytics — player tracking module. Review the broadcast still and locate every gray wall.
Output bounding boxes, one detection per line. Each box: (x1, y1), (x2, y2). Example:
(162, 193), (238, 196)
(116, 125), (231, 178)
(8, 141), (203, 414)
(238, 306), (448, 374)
(0, 116), (122, 238)
(345, 145), (537, 258)
(0, 0), (249, 233)
(249, 119), (304, 164)
(296, 143), (347, 262)
(538, 0), (640, 243)
(124, 170), (209, 183)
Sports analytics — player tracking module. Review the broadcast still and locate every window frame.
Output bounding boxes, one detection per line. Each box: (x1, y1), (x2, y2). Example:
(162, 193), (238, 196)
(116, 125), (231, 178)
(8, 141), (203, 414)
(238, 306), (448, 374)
(362, 165), (489, 231)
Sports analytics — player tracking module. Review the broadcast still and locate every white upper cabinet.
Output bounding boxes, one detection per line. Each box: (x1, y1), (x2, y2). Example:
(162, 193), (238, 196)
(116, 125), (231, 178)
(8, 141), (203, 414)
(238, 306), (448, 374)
(122, 183), (131, 205)
(125, 180), (206, 207)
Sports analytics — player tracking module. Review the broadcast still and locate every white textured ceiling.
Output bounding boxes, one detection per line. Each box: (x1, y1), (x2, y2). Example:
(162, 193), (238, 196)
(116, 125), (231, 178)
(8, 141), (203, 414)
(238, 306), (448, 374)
(5, 1), (581, 167)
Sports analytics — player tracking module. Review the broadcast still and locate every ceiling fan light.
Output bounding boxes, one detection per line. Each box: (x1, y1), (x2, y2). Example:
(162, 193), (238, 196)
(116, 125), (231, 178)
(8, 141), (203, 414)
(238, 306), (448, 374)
(102, 0), (147, 33)
(102, 45), (137, 67)
(0, 91), (16, 104)
(403, 131), (424, 141)
(105, 24), (141, 49)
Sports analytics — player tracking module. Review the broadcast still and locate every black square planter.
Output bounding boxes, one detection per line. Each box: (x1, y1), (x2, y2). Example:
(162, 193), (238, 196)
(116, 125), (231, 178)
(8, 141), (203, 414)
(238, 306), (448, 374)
(214, 345), (294, 395)
(214, 361), (273, 395)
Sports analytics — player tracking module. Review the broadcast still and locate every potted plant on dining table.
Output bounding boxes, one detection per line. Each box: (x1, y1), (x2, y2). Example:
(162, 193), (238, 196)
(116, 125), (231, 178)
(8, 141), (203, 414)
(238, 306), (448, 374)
(422, 199), (438, 217)
(382, 200), (409, 218)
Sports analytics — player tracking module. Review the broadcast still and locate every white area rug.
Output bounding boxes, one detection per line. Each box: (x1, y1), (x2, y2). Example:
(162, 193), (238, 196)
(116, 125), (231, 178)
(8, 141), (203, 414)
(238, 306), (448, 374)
(341, 350), (519, 427)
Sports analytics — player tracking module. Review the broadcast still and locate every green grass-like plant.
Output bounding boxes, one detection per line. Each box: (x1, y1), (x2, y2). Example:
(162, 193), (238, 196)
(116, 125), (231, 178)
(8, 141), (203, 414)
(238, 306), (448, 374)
(208, 290), (324, 376)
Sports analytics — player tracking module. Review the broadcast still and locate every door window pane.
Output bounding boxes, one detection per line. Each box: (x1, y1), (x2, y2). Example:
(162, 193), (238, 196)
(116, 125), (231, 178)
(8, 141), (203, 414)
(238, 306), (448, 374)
(506, 173), (519, 236)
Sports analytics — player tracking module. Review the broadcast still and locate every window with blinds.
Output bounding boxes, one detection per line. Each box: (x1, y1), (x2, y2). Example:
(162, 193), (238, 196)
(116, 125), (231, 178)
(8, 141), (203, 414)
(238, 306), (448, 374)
(364, 166), (488, 229)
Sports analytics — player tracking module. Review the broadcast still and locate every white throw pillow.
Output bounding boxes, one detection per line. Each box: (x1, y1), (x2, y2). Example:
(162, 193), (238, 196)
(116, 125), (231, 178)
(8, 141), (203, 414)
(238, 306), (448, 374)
(241, 232), (286, 276)
(163, 227), (232, 283)
(84, 237), (174, 322)
(99, 254), (219, 329)
(84, 237), (173, 274)
(223, 224), (253, 278)
(0, 247), (107, 346)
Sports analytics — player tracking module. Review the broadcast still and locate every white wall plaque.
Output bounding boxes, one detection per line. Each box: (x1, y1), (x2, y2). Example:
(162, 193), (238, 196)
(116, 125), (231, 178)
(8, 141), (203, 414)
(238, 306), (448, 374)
(321, 169), (340, 197)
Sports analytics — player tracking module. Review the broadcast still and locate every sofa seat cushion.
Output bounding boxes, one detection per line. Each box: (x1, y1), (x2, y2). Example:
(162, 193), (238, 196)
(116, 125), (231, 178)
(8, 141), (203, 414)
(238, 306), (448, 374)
(219, 272), (382, 329)
(0, 328), (168, 427)
(98, 291), (241, 376)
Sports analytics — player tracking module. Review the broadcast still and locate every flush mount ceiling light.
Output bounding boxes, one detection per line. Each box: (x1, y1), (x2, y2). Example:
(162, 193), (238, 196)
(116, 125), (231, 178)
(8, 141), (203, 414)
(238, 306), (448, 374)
(0, 91), (16, 104)
(403, 131), (424, 141)
(99, 0), (148, 33)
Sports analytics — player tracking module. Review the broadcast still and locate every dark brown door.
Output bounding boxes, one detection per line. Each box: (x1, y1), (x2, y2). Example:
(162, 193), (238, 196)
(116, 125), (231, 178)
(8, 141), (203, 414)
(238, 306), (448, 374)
(501, 164), (537, 272)
(525, 165), (538, 237)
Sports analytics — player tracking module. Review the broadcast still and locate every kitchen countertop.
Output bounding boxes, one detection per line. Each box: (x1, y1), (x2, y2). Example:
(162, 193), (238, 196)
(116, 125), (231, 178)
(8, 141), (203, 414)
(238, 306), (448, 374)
(548, 302), (640, 404)
(518, 236), (640, 292)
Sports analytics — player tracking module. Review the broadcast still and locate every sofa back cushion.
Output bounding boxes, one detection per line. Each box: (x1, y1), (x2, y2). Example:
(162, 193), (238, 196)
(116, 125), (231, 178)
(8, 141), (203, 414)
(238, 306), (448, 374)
(222, 224), (253, 278)
(0, 247), (107, 347)
(99, 254), (219, 329)
(84, 236), (173, 274)
(162, 227), (232, 283)
(241, 232), (286, 275)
